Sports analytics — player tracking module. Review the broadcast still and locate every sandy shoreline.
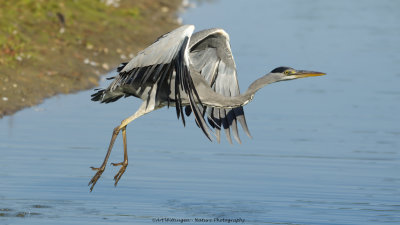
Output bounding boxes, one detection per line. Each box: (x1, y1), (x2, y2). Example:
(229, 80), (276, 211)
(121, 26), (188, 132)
(0, 0), (183, 118)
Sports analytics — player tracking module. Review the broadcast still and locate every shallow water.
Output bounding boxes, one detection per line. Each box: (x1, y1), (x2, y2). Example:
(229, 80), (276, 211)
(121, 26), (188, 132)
(1, 0), (400, 224)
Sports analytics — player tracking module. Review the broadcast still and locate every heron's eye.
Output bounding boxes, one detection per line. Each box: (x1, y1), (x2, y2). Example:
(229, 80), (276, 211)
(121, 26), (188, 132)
(284, 70), (294, 75)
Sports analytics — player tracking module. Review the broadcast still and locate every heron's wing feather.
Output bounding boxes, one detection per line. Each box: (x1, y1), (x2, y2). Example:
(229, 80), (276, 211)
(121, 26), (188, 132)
(108, 25), (212, 140)
(187, 28), (252, 144)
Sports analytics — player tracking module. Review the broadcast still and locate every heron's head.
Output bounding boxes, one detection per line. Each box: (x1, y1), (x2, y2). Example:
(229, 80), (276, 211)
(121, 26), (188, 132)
(270, 66), (325, 81)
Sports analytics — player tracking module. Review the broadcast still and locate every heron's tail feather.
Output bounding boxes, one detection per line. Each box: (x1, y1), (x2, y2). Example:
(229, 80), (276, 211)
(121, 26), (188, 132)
(117, 62), (128, 72)
(91, 89), (123, 103)
(91, 62), (128, 103)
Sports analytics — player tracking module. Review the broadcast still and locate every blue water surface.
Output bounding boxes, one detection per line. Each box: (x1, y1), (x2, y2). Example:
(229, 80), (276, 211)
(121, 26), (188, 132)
(1, 0), (399, 224)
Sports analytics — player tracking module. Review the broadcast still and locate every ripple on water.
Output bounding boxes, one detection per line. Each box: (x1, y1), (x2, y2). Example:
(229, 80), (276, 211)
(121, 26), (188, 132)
(0, 207), (42, 218)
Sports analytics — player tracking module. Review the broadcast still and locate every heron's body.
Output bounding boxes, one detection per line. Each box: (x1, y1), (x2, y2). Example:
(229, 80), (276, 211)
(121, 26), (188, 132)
(88, 25), (325, 191)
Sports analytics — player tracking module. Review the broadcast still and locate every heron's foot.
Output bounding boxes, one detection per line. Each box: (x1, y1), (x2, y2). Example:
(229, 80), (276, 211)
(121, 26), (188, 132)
(111, 161), (128, 187)
(88, 166), (105, 192)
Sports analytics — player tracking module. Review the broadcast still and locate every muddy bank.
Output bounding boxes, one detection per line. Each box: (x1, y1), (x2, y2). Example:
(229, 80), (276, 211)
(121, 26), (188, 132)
(0, 0), (183, 118)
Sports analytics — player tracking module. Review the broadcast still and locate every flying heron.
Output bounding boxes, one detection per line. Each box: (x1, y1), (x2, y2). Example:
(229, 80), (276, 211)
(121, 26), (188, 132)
(88, 25), (325, 191)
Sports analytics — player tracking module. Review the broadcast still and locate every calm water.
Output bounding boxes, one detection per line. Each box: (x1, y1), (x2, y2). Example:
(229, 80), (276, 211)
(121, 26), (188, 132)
(1, 0), (400, 224)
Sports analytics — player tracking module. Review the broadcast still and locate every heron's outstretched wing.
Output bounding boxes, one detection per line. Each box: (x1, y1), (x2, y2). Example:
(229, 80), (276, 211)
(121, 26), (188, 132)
(109, 25), (212, 140)
(186, 28), (251, 144)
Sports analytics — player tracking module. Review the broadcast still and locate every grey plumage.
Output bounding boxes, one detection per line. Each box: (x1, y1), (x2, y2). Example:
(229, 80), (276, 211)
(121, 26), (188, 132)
(93, 25), (250, 143)
(187, 28), (250, 144)
(88, 25), (325, 191)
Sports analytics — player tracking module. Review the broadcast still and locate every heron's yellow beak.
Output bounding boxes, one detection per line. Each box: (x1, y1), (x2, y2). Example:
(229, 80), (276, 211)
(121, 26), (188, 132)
(293, 70), (326, 78)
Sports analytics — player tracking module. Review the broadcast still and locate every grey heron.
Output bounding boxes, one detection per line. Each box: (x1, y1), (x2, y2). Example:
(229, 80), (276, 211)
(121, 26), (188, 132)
(88, 25), (325, 191)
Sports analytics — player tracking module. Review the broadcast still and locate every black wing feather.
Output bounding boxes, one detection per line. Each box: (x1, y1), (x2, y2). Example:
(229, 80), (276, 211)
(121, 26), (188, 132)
(185, 28), (252, 144)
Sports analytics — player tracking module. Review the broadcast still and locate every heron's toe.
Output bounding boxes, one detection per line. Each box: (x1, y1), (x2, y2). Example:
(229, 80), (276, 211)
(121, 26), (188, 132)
(88, 167), (105, 192)
(90, 166), (102, 171)
(113, 163), (128, 187)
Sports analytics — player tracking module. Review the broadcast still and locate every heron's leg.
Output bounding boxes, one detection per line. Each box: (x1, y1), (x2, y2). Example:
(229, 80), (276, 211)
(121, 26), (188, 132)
(88, 102), (156, 191)
(111, 126), (128, 186)
(88, 126), (120, 192)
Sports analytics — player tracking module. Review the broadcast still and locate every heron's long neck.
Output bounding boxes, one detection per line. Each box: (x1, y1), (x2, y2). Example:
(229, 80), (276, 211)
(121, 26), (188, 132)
(243, 74), (280, 99)
(195, 73), (282, 108)
(241, 73), (282, 104)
